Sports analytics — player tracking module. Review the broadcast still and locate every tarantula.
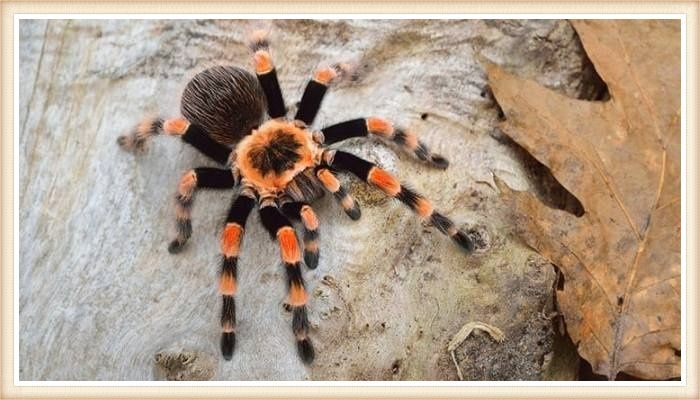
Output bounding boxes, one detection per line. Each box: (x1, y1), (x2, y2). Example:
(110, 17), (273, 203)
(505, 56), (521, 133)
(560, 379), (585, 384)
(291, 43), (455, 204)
(118, 30), (474, 365)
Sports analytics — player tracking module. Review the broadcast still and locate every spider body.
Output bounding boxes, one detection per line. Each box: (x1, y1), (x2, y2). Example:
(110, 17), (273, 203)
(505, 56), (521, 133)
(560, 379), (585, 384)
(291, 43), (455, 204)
(118, 30), (474, 365)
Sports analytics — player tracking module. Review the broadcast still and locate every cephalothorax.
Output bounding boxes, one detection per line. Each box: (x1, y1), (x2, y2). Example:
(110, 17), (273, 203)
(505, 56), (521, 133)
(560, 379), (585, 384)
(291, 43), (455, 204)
(118, 30), (473, 365)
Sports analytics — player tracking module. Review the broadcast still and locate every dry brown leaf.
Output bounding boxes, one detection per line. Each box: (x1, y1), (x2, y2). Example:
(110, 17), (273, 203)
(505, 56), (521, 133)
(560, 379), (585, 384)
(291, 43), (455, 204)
(487, 20), (681, 380)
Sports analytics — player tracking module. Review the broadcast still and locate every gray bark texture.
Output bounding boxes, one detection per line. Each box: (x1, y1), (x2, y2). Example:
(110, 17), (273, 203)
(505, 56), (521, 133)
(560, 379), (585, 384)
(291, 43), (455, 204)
(19, 19), (591, 380)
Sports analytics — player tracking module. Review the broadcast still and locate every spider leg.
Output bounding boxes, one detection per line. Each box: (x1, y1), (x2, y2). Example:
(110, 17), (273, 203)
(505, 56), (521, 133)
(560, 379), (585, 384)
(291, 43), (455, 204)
(248, 30), (286, 118)
(294, 63), (350, 125)
(118, 117), (233, 166)
(168, 167), (237, 253)
(323, 150), (474, 252)
(315, 167), (361, 220)
(281, 201), (321, 270)
(218, 186), (257, 360)
(319, 117), (449, 169)
(259, 199), (315, 364)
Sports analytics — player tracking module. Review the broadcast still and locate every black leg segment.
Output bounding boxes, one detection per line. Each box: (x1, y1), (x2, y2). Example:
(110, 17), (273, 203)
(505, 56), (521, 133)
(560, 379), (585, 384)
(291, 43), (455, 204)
(325, 150), (374, 181)
(181, 124), (233, 166)
(258, 69), (287, 118)
(295, 80), (327, 125)
(321, 118), (368, 144)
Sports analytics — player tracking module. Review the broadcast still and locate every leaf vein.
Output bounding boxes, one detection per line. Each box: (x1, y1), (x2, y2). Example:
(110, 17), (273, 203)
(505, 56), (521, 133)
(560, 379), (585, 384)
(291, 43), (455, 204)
(559, 241), (615, 313)
(581, 317), (611, 356)
(630, 274), (680, 295)
(621, 327), (679, 349)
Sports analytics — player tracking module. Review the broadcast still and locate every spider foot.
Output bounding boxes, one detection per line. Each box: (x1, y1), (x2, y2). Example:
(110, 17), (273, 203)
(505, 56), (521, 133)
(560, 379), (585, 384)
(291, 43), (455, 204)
(344, 202), (361, 220)
(304, 249), (319, 270)
(117, 117), (163, 153)
(428, 211), (475, 253)
(451, 230), (475, 253)
(427, 153), (449, 170)
(116, 134), (130, 147)
(296, 337), (315, 364)
(116, 133), (146, 153)
(410, 136), (449, 169)
(220, 332), (236, 361)
(168, 239), (187, 254)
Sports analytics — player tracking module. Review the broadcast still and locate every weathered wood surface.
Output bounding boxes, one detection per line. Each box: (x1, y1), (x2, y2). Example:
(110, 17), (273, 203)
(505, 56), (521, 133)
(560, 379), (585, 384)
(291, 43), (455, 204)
(19, 19), (590, 380)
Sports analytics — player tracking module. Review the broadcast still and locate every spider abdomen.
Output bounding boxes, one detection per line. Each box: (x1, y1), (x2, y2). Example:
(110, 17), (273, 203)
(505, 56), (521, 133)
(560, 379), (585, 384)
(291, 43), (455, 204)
(181, 65), (266, 145)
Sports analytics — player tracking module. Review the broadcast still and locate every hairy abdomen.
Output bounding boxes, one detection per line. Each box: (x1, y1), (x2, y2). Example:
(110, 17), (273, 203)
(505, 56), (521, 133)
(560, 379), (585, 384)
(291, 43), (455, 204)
(181, 66), (266, 145)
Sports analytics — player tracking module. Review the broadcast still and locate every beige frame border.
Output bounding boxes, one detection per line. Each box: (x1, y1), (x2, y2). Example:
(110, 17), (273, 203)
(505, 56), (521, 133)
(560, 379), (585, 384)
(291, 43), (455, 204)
(1, 1), (697, 399)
